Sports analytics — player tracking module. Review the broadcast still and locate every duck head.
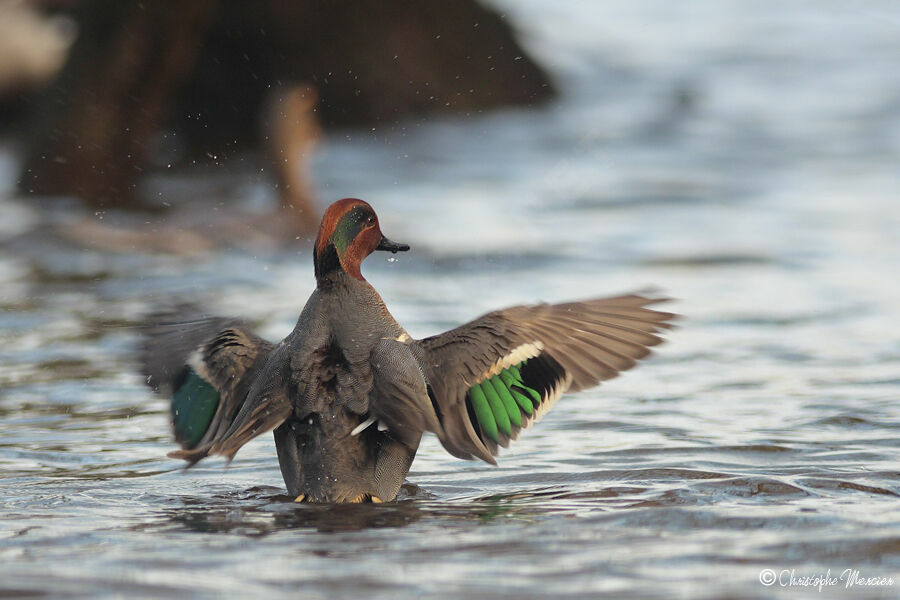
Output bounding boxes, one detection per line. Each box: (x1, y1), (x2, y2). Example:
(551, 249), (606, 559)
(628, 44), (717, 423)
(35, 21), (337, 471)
(314, 198), (409, 281)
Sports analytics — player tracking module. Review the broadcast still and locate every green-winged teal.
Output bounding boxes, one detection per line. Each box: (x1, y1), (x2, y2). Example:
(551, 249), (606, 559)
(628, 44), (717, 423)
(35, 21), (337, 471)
(143, 198), (675, 503)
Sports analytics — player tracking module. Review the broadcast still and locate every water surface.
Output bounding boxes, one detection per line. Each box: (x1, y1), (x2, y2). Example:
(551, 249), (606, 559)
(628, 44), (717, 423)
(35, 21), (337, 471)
(2, 1), (899, 598)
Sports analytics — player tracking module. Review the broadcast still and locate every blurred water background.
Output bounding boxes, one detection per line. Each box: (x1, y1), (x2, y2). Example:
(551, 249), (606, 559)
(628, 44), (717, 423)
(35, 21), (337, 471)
(1, 1), (899, 598)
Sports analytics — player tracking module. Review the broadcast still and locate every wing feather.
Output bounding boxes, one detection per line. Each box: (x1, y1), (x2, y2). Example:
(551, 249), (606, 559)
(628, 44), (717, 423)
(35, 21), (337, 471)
(418, 294), (675, 463)
(141, 311), (289, 465)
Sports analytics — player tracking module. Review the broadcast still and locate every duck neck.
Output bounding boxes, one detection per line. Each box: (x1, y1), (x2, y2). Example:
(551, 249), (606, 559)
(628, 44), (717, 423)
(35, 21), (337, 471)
(315, 261), (369, 295)
(315, 238), (369, 284)
(316, 268), (359, 291)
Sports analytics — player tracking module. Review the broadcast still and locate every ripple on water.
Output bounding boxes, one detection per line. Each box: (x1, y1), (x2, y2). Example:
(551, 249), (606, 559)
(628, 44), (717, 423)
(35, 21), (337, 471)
(3, 2), (900, 598)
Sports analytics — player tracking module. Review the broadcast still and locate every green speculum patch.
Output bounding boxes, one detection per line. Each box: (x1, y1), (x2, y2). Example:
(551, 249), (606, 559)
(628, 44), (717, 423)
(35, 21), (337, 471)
(467, 361), (542, 444)
(171, 367), (220, 448)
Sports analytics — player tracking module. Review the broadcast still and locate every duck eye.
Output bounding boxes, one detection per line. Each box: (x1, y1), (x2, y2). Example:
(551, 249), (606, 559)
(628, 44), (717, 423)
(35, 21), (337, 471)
(365, 216), (376, 226)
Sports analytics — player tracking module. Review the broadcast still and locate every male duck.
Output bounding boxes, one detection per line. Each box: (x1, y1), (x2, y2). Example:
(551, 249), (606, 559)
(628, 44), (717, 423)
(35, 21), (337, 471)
(143, 198), (674, 503)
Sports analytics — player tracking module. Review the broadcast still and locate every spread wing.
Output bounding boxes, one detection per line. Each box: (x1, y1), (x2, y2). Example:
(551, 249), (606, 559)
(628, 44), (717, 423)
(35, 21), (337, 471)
(141, 312), (291, 465)
(417, 295), (675, 464)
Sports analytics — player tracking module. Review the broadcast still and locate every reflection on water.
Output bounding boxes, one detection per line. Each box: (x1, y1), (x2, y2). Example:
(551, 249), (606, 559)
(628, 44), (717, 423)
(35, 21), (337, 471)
(157, 487), (427, 536)
(2, 0), (900, 598)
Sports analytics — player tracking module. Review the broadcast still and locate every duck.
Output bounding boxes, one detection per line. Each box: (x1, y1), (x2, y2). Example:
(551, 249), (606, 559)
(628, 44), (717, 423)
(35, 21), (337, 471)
(142, 198), (675, 503)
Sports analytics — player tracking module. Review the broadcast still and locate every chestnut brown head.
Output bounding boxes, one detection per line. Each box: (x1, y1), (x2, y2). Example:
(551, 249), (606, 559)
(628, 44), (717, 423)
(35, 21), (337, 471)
(314, 198), (409, 281)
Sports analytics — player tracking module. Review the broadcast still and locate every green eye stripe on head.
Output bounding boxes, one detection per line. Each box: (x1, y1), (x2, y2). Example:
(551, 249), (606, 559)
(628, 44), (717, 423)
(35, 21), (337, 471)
(331, 208), (368, 255)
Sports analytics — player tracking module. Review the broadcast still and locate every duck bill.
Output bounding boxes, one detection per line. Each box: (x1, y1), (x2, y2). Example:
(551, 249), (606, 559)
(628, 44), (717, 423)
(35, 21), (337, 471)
(376, 235), (410, 253)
